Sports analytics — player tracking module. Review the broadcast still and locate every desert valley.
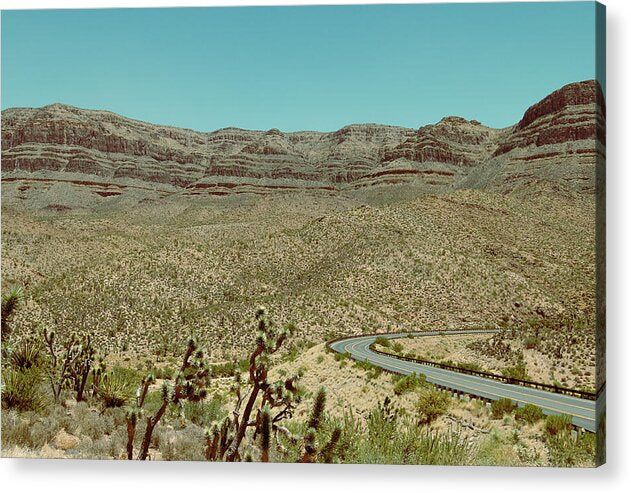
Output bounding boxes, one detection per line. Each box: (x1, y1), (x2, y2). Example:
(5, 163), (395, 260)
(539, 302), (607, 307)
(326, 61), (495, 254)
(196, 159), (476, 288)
(1, 79), (604, 466)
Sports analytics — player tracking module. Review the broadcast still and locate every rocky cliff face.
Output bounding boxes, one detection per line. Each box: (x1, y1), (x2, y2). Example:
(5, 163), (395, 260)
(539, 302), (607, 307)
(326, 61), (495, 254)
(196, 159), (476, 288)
(460, 80), (605, 192)
(1, 80), (605, 209)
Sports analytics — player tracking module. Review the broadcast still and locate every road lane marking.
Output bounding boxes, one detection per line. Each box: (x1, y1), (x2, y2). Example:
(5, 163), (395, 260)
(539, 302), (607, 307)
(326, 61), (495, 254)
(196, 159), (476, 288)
(337, 336), (595, 421)
(341, 336), (594, 411)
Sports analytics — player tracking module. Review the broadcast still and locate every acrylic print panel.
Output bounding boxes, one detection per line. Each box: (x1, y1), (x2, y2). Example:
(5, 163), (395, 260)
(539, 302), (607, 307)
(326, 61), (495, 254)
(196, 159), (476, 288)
(0, 1), (605, 466)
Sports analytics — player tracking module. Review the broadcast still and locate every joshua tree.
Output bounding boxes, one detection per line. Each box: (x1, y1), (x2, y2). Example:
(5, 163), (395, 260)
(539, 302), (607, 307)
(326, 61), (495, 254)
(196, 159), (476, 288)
(1, 285), (24, 342)
(297, 388), (342, 463)
(125, 408), (139, 460)
(126, 336), (210, 460)
(260, 405), (272, 462)
(202, 307), (341, 463)
(42, 329), (96, 402)
(90, 356), (107, 397)
(221, 306), (303, 462)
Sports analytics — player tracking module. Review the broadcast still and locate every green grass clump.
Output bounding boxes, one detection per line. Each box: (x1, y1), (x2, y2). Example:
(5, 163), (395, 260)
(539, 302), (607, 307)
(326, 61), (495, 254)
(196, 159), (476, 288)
(393, 373), (425, 395)
(149, 366), (175, 380)
(514, 404), (544, 424)
(544, 414), (573, 436)
(374, 336), (390, 348)
(328, 402), (471, 465)
(490, 398), (517, 419)
(353, 360), (383, 379)
(546, 430), (595, 467)
(182, 395), (226, 426)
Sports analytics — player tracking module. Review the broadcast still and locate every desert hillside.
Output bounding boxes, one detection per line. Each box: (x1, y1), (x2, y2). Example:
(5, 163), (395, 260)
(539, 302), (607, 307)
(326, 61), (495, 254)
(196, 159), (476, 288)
(1, 79), (603, 388)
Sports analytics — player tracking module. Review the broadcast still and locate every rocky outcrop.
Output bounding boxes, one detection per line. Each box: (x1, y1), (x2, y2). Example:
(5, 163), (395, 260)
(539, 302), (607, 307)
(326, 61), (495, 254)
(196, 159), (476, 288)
(459, 80), (605, 192)
(1, 80), (605, 208)
(493, 80), (605, 157)
(384, 116), (500, 166)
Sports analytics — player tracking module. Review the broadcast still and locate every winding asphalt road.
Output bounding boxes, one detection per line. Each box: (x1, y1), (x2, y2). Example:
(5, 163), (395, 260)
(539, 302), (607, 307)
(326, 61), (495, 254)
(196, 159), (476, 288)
(329, 330), (602, 432)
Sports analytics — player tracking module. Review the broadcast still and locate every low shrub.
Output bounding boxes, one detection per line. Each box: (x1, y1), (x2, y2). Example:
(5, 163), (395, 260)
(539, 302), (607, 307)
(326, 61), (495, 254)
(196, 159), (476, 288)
(416, 388), (450, 424)
(209, 361), (237, 378)
(490, 398), (517, 419)
(502, 361), (529, 380)
(1, 405), (72, 449)
(374, 336), (390, 348)
(393, 373), (425, 396)
(282, 341), (315, 363)
(334, 351), (350, 362)
(514, 404), (544, 424)
(524, 335), (540, 350)
(544, 414), (573, 436)
(158, 424), (205, 461)
(457, 362), (483, 372)
(1, 410), (32, 449)
(74, 401), (111, 440)
(353, 360), (383, 379)
(475, 428), (520, 466)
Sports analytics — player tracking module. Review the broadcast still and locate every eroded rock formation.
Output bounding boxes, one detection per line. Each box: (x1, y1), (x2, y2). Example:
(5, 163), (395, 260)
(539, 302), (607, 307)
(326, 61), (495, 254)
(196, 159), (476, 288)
(1, 80), (605, 208)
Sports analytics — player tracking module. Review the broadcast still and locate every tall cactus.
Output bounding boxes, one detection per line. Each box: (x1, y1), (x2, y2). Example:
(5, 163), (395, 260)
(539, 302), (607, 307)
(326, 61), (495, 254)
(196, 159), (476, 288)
(204, 424), (220, 460)
(319, 428), (342, 464)
(307, 387), (326, 430)
(90, 356), (107, 397)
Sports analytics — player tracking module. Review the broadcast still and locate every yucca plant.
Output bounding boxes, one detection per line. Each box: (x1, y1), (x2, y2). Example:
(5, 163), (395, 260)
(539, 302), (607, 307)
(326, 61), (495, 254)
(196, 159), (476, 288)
(98, 371), (133, 408)
(1, 285), (24, 342)
(1, 367), (46, 412)
(9, 336), (44, 370)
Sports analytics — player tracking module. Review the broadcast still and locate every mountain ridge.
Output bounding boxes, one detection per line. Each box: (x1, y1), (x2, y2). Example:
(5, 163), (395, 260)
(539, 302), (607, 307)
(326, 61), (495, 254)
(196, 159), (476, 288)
(1, 80), (605, 210)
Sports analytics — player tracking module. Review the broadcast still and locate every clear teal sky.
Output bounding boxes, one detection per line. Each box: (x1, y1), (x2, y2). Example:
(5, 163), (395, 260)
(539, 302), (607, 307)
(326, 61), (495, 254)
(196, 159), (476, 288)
(1, 3), (600, 132)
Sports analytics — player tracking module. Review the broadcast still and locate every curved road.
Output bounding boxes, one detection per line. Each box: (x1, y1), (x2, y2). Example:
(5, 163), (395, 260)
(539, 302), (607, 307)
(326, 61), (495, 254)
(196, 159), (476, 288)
(329, 330), (602, 432)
